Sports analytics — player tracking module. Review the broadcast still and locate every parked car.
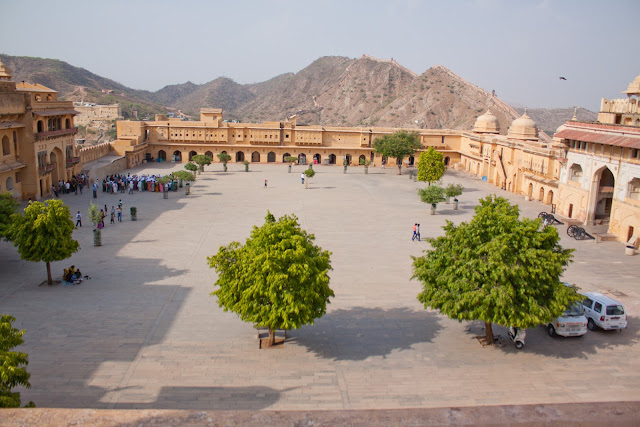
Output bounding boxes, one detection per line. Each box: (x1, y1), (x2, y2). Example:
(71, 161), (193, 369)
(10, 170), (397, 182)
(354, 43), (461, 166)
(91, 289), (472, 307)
(581, 292), (627, 331)
(547, 301), (588, 337)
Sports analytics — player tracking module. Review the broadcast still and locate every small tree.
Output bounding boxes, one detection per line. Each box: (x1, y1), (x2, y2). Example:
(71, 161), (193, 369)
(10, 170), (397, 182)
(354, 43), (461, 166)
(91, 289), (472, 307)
(243, 159), (250, 172)
(373, 130), (422, 175)
(217, 153), (231, 172)
(171, 170), (195, 183)
(417, 147), (445, 185)
(418, 185), (446, 214)
(285, 156), (297, 173)
(184, 162), (198, 179)
(7, 199), (79, 285)
(304, 167), (316, 189)
(208, 212), (333, 347)
(445, 183), (464, 202)
(412, 196), (578, 345)
(0, 192), (19, 241)
(192, 154), (212, 173)
(0, 315), (32, 408)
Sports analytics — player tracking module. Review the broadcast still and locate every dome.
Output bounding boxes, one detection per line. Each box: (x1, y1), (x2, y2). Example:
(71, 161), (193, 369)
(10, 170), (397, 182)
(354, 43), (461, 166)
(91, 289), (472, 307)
(0, 60), (12, 81)
(623, 74), (640, 95)
(508, 109), (538, 141)
(473, 109), (500, 134)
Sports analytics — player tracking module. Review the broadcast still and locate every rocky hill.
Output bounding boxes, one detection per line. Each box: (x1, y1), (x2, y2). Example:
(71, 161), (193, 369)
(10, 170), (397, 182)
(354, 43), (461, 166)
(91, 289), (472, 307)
(1, 53), (588, 135)
(514, 107), (597, 135)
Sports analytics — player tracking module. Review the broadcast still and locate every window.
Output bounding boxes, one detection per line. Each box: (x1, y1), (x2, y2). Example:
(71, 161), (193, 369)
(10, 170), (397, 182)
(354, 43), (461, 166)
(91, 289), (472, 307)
(569, 164), (583, 181)
(594, 302), (602, 313)
(15, 172), (20, 183)
(1, 135), (9, 156)
(606, 305), (625, 316)
(5, 177), (13, 190)
(582, 298), (593, 309)
(628, 178), (640, 200)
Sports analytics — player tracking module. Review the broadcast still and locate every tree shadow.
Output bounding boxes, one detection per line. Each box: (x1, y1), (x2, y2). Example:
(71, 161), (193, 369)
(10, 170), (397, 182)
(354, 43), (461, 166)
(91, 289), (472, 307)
(293, 307), (441, 361)
(464, 317), (640, 359)
(114, 385), (284, 410)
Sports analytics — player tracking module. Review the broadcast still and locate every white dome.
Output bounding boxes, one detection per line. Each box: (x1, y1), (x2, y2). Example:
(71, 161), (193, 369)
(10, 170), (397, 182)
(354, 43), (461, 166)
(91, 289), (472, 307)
(473, 110), (500, 134)
(508, 109), (538, 141)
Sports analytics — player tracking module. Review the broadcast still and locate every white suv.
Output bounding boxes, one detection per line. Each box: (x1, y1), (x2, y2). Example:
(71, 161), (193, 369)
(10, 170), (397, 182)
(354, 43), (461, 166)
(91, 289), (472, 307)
(581, 292), (627, 331)
(547, 301), (588, 337)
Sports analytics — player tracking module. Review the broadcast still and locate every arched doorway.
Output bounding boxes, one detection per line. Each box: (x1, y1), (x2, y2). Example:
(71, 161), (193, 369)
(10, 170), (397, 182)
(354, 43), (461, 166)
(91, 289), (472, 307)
(158, 150), (166, 161)
(370, 152), (375, 163)
(313, 153), (321, 164)
(595, 167), (615, 221)
(267, 152), (276, 162)
(252, 151), (260, 162)
(189, 151), (197, 161)
(359, 154), (366, 165)
(298, 153), (306, 165)
(538, 187), (545, 201)
(50, 149), (63, 185)
(205, 151), (213, 159)
(173, 150), (182, 161)
(527, 183), (533, 198)
(444, 156), (450, 166)
(5, 177), (14, 191)
(409, 155), (415, 166)
(236, 151), (245, 162)
(345, 154), (352, 165)
(65, 118), (71, 129)
(328, 154), (336, 164)
(282, 153), (291, 163)
(546, 190), (554, 205)
(37, 120), (43, 133)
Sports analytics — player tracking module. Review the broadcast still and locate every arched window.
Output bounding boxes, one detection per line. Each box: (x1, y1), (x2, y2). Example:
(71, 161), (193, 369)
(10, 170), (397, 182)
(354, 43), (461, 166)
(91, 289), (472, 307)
(65, 118), (71, 129)
(173, 150), (182, 161)
(267, 152), (276, 162)
(2, 136), (10, 156)
(37, 120), (44, 133)
(205, 151), (213, 158)
(5, 177), (13, 191)
(282, 153), (291, 163)
(298, 153), (306, 164)
(628, 178), (640, 201)
(359, 155), (366, 165)
(251, 151), (260, 162)
(569, 164), (583, 181)
(158, 150), (166, 160)
(189, 151), (197, 161)
(236, 151), (245, 162)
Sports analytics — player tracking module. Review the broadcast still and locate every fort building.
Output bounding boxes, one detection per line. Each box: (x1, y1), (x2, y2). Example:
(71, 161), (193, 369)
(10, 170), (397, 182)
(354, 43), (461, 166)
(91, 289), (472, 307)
(0, 60), (80, 200)
(73, 102), (122, 127)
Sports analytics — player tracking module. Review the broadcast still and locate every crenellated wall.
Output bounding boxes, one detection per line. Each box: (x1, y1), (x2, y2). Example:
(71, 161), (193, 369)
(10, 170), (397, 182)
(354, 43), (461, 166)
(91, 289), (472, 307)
(79, 141), (113, 163)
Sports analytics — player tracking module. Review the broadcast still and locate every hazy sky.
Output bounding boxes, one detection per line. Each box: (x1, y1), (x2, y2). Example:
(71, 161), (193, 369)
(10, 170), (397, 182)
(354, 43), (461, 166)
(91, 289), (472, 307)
(2, 0), (639, 111)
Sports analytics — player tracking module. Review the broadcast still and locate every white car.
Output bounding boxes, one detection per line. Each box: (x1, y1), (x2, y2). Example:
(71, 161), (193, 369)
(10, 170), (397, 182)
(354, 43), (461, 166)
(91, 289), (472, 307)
(581, 292), (627, 331)
(547, 301), (588, 337)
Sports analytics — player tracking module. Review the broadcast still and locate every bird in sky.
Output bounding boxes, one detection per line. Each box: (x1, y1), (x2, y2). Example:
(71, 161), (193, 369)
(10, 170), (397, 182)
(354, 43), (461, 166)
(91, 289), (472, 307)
(559, 77), (567, 80)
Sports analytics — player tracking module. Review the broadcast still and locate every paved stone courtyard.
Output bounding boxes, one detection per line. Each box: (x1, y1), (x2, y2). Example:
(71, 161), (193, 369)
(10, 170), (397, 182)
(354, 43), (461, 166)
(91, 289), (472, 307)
(1, 163), (639, 411)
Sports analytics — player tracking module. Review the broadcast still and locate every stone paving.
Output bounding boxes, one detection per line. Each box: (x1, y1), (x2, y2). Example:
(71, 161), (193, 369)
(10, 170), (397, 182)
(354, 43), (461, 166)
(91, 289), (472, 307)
(1, 162), (639, 411)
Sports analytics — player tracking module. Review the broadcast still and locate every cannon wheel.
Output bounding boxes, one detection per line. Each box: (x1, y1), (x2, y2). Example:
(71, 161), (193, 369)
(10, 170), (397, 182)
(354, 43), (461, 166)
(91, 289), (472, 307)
(538, 212), (548, 218)
(567, 225), (577, 238)
(575, 227), (586, 240)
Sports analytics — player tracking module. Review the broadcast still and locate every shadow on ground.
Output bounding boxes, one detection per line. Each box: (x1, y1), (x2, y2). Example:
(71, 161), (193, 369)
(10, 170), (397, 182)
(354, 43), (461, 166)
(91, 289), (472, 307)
(465, 317), (640, 359)
(293, 306), (441, 361)
(114, 385), (283, 410)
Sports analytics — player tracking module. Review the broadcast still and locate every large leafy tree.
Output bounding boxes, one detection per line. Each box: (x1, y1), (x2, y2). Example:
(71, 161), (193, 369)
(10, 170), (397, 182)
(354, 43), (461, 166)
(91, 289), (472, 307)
(7, 199), (80, 285)
(0, 192), (19, 241)
(412, 196), (578, 345)
(0, 315), (32, 408)
(373, 130), (422, 175)
(418, 185), (446, 214)
(417, 147), (445, 185)
(208, 212), (334, 346)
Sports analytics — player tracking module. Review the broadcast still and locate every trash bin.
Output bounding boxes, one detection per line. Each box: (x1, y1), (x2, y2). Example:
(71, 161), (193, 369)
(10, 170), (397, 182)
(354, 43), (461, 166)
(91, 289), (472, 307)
(130, 207), (137, 221)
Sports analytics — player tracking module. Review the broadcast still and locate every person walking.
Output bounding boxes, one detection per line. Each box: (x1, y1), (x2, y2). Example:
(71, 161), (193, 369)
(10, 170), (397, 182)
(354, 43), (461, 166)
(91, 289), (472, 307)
(117, 205), (122, 222)
(92, 181), (98, 199)
(51, 185), (59, 198)
(110, 206), (115, 224)
(75, 211), (82, 228)
(264, 179), (268, 188)
(412, 223), (417, 241)
(416, 223), (421, 241)
(99, 209), (105, 228)
(301, 173), (305, 184)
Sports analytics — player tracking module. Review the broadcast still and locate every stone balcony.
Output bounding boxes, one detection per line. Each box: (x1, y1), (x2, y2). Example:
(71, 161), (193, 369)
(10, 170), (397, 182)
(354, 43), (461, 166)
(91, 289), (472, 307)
(66, 156), (80, 168)
(34, 127), (78, 141)
(38, 163), (56, 176)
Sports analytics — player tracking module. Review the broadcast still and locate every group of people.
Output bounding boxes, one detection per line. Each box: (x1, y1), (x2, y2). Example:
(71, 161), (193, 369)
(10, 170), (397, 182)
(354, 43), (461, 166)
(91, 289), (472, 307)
(92, 173), (177, 199)
(51, 174), (89, 198)
(63, 265), (89, 285)
(412, 223), (421, 241)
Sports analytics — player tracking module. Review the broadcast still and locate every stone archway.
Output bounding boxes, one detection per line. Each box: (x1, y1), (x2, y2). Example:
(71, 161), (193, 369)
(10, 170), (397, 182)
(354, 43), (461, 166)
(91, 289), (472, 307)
(236, 151), (245, 162)
(50, 147), (63, 185)
(298, 153), (306, 165)
(313, 153), (321, 164)
(328, 154), (336, 165)
(205, 151), (213, 159)
(267, 152), (276, 162)
(282, 153), (291, 163)
(173, 150), (182, 162)
(546, 190), (554, 205)
(359, 154), (366, 165)
(252, 151), (260, 162)
(538, 187), (545, 202)
(593, 166), (615, 221)
(527, 183), (533, 198)
(189, 151), (197, 161)
(158, 150), (166, 160)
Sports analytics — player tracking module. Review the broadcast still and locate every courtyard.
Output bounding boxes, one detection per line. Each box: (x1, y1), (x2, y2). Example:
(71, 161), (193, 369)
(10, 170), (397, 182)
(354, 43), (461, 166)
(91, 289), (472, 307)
(1, 162), (639, 410)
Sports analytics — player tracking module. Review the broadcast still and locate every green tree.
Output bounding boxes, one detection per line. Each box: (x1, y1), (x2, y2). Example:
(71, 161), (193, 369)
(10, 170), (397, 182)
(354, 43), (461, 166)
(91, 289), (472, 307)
(417, 147), (445, 185)
(412, 196), (577, 345)
(0, 192), (19, 241)
(192, 154), (212, 172)
(0, 315), (32, 408)
(372, 130), (422, 175)
(7, 199), (80, 285)
(285, 156), (297, 173)
(418, 185), (446, 214)
(304, 167), (316, 189)
(217, 153), (231, 172)
(445, 183), (464, 202)
(171, 170), (195, 183)
(208, 212), (334, 347)
(184, 162), (198, 178)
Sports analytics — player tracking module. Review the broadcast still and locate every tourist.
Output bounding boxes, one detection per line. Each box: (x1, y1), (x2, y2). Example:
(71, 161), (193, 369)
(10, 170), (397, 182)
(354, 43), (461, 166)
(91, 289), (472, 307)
(264, 179), (268, 188)
(92, 181), (98, 199)
(301, 173), (305, 184)
(99, 209), (105, 227)
(412, 223), (417, 241)
(76, 211), (82, 228)
(110, 206), (115, 224)
(51, 185), (58, 198)
(416, 224), (421, 241)
(117, 205), (122, 222)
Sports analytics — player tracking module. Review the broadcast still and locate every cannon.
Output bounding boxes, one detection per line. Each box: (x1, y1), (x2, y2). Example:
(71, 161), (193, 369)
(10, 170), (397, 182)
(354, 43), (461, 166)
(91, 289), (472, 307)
(567, 225), (595, 240)
(538, 212), (564, 225)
